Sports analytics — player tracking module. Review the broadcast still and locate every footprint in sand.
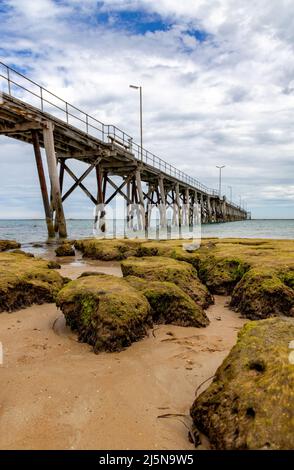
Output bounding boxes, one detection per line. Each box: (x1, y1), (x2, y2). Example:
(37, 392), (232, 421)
(161, 335), (205, 345)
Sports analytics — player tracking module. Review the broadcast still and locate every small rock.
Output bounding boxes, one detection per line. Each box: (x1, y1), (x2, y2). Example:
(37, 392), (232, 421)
(55, 244), (75, 257)
(47, 260), (61, 269)
(0, 240), (21, 252)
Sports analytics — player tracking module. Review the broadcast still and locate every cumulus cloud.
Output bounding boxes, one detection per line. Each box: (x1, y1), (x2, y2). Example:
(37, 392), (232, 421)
(0, 0), (294, 218)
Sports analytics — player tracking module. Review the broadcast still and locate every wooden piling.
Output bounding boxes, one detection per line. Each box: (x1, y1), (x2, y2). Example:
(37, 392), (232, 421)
(207, 195), (212, 223)
(175, 183), (181, 227)
(159, 176), (166, 228)
(43, 121), (67, 238)
(135, 169), (145, 231)
(31, 130), (55, 238)
(96, 165), (106, 233)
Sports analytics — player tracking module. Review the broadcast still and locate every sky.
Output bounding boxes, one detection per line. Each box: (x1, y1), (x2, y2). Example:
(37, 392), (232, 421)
(0, 0), (294, 219)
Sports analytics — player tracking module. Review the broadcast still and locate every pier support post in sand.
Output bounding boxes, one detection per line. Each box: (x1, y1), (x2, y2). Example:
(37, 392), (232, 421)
(184, 188), (189, 226)
(159, 176), (167, 228)
(31, 130), (55, 238)
(95, 165), (106, 233)
(175, 183), (181, 228)
(199, 193), (204, 223)
(222, 197), (227, 221)
(43, 121), (67, 238)
(135, 169), (146, 232)
(207, 195), (212, 223)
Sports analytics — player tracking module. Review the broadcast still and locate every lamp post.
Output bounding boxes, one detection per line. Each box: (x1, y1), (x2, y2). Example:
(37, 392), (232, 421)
(216, 165), (225, 198)
(129, 84), (143, 161)
(228, 185), (233, 202)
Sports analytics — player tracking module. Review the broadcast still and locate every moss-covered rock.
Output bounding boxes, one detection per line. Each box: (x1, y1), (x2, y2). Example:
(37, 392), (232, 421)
(11, 249), (34, 257)
(74, 238), (200, 263)
(190, 318), (294, 450)
(55, 243), (75, 257)
(56, 273), (152, 353)
(230, 268), (294, 319)
(198, 256), (250, 295)
(74, 238), (141, 260)
(126, 276), (209, 327)
(121, 256), (213, 308)
(281, 269), (294, 290)
(0, 239), (21, 252)
(47, 260), (61, 269)
(0, 252), (66, 312)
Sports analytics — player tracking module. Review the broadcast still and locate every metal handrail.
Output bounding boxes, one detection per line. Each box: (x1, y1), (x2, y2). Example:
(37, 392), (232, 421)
(0, 61), (246, 212)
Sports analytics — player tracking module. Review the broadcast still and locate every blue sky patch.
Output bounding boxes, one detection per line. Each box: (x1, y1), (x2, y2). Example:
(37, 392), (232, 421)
(185, 29), (209, 42)
(96, 9), (172, 35)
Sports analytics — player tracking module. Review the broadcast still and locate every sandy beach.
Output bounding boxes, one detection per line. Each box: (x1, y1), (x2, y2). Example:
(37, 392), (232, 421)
(0, 258), (245, 450)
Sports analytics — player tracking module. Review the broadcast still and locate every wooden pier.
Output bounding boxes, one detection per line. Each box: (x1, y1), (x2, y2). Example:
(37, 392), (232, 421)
(0, 63), (249, 238)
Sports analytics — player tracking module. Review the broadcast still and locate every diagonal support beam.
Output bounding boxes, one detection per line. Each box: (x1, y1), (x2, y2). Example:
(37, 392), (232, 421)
(61, 158), (101, 202)
(63, 162), (97, 205)
(105, 174), (134, 205)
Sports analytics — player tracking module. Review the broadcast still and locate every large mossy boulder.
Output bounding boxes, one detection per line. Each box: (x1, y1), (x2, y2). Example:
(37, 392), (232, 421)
(56, 273), (152, 353)
(0, 252), (66, 312)
(0, 239), (21, 252)
(190, 318), (294, 450)
(126, 276), (209, 327)
(121, 256), (213, 308)
(230, 268), (294, 319)
(198, 256), (249, 295)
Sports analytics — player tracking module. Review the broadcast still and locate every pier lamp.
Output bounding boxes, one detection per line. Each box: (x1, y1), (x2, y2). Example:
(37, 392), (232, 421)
(216, 165), (225, 198)
(129, 84), (143, 161)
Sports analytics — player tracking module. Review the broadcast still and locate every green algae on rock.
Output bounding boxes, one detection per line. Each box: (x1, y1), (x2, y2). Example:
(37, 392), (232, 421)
(74, 238), (200, 263)
(0, 252), (66, 312)
(230, 268), (294, 319)
(56, 273), (152, 353)
(11, 249), (34, 257)
(126, 276), (209, 327)
(190, 317), (294, 450)
(74, 238), (141, 260)
(55, 243), (75, 257)
(47, 260), (61, 269)
(0, 239), (21, 252)
(121, 256), (213, 309)
(198, 256), (250, 295)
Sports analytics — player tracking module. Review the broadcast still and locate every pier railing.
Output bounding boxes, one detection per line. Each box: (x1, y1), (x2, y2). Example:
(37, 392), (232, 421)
(0, 61), (245, 212)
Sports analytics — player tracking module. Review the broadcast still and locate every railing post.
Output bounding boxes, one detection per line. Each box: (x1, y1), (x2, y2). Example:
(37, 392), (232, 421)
(7, 67), (11, 95)
(65, 102), (69, 124)
(86, 114), (89, 134)
(40, 86), (43, 112)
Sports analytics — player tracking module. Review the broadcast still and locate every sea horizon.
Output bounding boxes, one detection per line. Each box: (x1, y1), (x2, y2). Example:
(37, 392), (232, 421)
(1, 219), (294, 245)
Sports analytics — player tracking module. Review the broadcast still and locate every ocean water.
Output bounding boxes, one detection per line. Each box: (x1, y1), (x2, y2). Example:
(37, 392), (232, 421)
(0, 219), (293, 245)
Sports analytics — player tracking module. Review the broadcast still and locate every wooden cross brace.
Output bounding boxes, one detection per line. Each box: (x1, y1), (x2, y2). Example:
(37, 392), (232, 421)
(61, 158), (102, 204)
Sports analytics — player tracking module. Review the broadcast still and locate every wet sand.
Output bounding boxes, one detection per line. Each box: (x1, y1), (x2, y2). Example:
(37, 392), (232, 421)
(0, 259), (245, 450)
(58, 258), (122, 279)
